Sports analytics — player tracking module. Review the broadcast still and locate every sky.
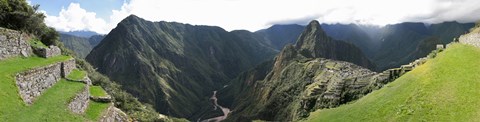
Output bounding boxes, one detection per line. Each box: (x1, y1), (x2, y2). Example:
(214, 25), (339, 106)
(30, 0), (480, 34)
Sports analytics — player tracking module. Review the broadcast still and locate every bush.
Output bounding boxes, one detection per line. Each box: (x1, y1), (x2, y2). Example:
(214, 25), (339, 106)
(0, 0), (59, 47)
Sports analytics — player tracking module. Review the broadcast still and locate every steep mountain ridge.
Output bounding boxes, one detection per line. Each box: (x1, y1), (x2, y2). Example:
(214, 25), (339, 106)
(218, 20), (387, 121)
(258, 22), (473, 71)
(86, 15), (277, 119)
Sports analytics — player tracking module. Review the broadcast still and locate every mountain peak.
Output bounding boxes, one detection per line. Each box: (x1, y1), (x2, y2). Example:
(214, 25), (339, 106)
(294, 20), (327, 51)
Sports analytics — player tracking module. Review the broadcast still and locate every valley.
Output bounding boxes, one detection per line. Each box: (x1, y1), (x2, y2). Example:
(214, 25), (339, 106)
(2, 0), (480, 121)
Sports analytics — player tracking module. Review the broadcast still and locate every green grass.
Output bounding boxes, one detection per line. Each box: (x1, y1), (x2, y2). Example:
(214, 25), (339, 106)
(2, 79), (86, 121)
(85, 100), (110, 120)
(28, 38), (48, 48)
(305, 43), (480, 121)
(67, 69), (86, 81)
(90, 85), (108, 97)
(0, 56), (109, 121)
(0, 56), (72, 117)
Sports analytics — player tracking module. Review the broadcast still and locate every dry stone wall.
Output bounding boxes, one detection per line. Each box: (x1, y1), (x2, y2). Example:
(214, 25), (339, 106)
(459, 33), (480, 48)
(15, 59), (76, 104)
(99, 105), (130, 122)
(0, 27), (32, 60)
(62, 58), (76, 77)
(15, 63), (62, 104)
(68, 85), (89, 114)
(34, 45), (61, 58)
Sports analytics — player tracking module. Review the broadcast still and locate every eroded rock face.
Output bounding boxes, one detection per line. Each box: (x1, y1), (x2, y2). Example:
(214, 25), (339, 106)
(68, 85), (89, 114)
(0, 27), (32, 60)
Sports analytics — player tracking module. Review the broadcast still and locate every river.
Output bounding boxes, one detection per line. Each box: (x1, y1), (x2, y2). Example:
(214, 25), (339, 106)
(200, 91), (231, 122)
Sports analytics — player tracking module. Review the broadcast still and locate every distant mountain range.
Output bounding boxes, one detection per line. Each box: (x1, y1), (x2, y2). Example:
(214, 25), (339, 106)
(77, 15), (474, 121)
(59, 30), (99, 38)
(59, 33), (105, 58)
(257, 22), (473, 70)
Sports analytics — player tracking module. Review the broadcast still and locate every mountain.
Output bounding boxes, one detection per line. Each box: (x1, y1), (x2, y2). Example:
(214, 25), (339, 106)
(320, 24), (381, 57)
(294, 21), (374, 69)
(255, 24), (305, 50)
(60, 34), (105, 58)
(260, 22), (473, 71)
(88, 35), (105, 47)
(218, 20), (385, 121)
(373, 22), (473, 70)
(59, 31), (99, 38)
(85, 15), (277, 119)
(60, 34), (93, 58)
(307, 43), (480, 121)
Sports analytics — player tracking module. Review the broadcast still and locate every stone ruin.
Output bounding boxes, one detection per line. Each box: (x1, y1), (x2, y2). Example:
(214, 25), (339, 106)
(0, 27), (32, 60)
(34, 45), (61, 58)
(15, 60), (76, 105)
(459, 32), (480, 48)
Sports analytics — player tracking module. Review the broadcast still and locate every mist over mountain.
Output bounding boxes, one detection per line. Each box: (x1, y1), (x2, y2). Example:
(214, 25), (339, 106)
(260, 21), (473, 70)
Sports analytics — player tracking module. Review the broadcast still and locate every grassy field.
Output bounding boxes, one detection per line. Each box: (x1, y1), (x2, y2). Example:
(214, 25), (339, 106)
(90, 85), (109, 97)
(85, 100), (110, 120)
(0, 56), (108, 121)
(67, 69), (87, 81)
(305, 43), (480, 121)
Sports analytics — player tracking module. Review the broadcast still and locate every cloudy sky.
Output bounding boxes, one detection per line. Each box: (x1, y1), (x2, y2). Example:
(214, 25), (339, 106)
(30, 0), (480, 34)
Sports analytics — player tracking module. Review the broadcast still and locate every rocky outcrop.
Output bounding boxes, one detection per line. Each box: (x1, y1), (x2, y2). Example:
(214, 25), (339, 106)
(294, 20), (374, 69)
(99, 105), (130, 122)
(0, 27), (32, 60)
(15, 59), (76, 104)
(68, 85), (89, 114)
(34, 45), (61, 58)
(459, 32), (480, 48)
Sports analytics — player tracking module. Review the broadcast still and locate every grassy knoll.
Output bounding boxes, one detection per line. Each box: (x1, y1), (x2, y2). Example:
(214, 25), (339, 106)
(306, 44), (480, 121)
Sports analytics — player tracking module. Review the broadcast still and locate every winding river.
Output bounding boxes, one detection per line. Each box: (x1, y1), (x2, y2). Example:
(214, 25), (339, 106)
(201, 91), (231, 122)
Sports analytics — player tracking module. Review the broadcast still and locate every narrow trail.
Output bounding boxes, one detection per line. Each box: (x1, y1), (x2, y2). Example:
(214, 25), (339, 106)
(201, 91), (231, 122)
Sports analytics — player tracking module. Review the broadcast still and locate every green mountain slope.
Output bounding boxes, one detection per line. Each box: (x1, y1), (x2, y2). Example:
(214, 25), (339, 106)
(60, 34), (93, 58)
(219, 20), (384, 121)
(306, 43), (480, 121)
(86, 15), (277, 119)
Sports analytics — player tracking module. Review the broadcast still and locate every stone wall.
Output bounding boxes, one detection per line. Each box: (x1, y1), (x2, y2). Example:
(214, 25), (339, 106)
(15, 63), (62, 104)
(62, 58), (76, 77)
(15, 59), (75, 104)
(68, 85), (89, 114)
(459, 33), (480, 48)
(34, 45), (61, 58)
(0, 27), (32, 60)
(99, 105), (130, 122)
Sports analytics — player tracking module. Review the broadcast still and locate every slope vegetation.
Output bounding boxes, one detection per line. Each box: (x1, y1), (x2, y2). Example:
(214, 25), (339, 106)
(86, 15), (277, 119)
(306, 43), (480, 121)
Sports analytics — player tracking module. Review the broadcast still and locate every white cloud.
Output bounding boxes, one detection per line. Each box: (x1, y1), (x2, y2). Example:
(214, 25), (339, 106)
(45, 0), (480, 34)
(44, 3), (110, 34)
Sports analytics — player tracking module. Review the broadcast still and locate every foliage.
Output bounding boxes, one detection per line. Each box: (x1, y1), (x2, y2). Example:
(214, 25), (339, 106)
(306, 44), (480, 121)
(0, 0), (58, 46)
(76, 59), (166, 121)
